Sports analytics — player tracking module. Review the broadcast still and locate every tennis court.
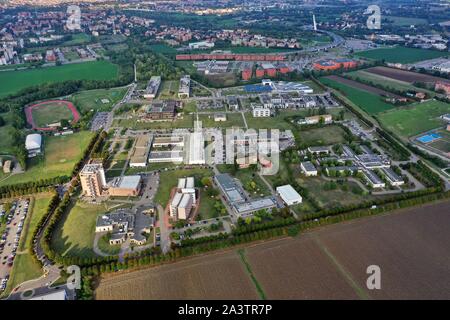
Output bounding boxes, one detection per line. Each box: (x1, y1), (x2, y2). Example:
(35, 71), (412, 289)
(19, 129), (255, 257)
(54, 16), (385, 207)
(416, 133), (442, 144)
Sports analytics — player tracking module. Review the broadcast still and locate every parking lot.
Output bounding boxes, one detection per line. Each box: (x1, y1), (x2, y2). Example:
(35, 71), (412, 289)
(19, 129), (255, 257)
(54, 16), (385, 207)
(90, 112), (111, 131)
(0, 199), (30, 293)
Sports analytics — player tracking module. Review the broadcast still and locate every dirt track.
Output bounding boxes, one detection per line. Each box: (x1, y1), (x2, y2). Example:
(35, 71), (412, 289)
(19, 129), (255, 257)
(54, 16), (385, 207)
(95, 200), (450, 300)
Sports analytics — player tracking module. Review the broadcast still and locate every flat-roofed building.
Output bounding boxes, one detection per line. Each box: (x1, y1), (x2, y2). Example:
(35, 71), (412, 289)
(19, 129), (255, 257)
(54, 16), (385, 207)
(234, 197), (277, 216)
(363, 170), (385, 188)
(276, 184), (302, 206)
(305, 114), (332, 125)
(80, 163), (107, 197)
(252, 107), (271, 118)
(177, 194), (193, 220)
(178, 75), (191, 98)
(30, 289), (67, 300)
(227, 96), (239, 110)
(214, 113), (227, 122)
(381, 167), (404, 186)
(308, 146), (330, 155)
(300, 161), (318, 176)
(143, 76), (161, 99)
(148, 151), (184, 163)
(170, 192), (183, 218)
(25, 134), (42, 158)
(152, 136), (184, 148)
(144, 100), (178, 121)
(188, 128), (206, 165)
(215, 173), (246, 204)
(108, 175), (142, 197)
(130, 135), (152, 167)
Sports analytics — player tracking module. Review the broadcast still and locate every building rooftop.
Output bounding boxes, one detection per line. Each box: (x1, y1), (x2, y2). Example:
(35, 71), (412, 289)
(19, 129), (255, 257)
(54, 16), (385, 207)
(301, 161), (317, 172)
(276, 185), (302, 203)
(110, 175), (141, 190)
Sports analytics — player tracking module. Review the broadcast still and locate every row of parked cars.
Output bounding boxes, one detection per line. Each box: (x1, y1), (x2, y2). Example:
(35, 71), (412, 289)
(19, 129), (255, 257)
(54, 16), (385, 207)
(0, 199), (30, 292)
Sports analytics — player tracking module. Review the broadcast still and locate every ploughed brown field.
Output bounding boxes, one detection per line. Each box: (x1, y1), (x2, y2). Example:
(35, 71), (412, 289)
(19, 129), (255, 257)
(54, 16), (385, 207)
(95, 200), (450, 300)
(366, 66), (450, 85)
(326, 75), (405, 99)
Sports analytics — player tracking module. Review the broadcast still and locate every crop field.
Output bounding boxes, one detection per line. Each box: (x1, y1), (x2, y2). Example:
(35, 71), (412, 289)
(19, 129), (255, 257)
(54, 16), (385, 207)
(355, 47), (448, 64)
(0, 61), (119, 98)
(0, 131), (94, 187)
(365, 66), (450, 85)
(51, 200), (108, 258)
(320, 77), (396, 114)
(95, 200), (450, 299)
(95, 250), (259, 300)
(325, 75), (405, 99)
(377, 100), (450, 137)
(427, 130), (450, 154)
(70, 87), (127, 113)
(25, 100), (80, 130)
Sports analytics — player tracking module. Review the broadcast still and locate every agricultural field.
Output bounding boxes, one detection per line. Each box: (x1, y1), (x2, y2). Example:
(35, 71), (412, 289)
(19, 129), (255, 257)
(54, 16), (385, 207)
(95, 249), (259, 300)
(345, 70), (433, 95)
(377, 100), (450, 137)
(198, 113), (245, 128)
(320, 76), (396, 114)
(427, 130), (450, 154)
(355, 46), (448, 64)
(0, 61), (119, 98)
(95, 200), (450, 299)
(51, 200), (109, 258)
(70, 87), (127, 114)
(0, 131), (94, 187)
(365, 66), (450, 85)
(154, 168), (214, 206)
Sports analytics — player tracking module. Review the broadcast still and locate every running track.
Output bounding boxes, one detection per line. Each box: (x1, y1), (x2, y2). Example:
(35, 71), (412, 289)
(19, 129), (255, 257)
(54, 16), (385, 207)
(25, 100), (80, 131)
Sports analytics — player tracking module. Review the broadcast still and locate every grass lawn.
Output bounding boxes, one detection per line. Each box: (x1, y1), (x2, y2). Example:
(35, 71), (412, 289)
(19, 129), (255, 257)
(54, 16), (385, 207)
(97, 234), (121, 256)
(1, 253), (43, 297)
(148, 44), (178, 55)
(19, 193), (54, 251)
(0, 111), (15, 154)
(0, 131), (94, 186)
(154, 168), (214, 206)
(0, 60), (119, 98)
(63, 33), (92, 46)
(31, 102), (75, 128)
(216, 165), (271, 198)
(112, 114), (194, 130)
(198, 113), (245, 128)
(299, 125), (348, 146)
(51, 200), (108, 258)
(244, 110), (302, 131)
(355, 46), (449, 64)
(70, 87), (127, 113)
(377, 100), (450, 137)
(296, 176), (374, 209)
(157, 81), (180, 100)
(320, 77), (396, 114)
(197, 187), (228, 220)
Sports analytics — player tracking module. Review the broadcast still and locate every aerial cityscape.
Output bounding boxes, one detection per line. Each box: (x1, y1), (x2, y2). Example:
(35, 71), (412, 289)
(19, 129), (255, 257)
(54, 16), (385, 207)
(0, 0), (449, 304)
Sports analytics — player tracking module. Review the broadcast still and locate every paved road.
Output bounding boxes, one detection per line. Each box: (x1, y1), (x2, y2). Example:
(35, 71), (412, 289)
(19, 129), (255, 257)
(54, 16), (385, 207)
(157, 205), (171, 254)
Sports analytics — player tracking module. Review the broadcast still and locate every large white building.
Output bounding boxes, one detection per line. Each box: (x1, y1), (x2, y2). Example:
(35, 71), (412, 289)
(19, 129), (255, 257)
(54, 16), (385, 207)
(252, 107), (271, 118)
(276, 185), (303, 206)
(25, 134), (42, 158)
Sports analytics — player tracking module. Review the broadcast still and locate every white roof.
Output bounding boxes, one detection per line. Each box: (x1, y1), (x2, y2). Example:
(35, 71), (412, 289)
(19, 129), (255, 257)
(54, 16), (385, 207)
(276, 185), (302, 203)
(179, 194), (192, 209)
(29, 289), (67, 300)
(25, 134), (42, 150)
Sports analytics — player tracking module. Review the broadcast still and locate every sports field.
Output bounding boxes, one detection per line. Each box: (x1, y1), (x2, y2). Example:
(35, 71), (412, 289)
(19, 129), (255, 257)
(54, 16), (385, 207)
(70, 87), (127, 113)
(0, 131), (94, 186)
(320, 77), (395, 114)
(377, 100), (450, 137)
(0, 60), (119, 98)
(355, 47), (448, 64)
(25, 100), (80, 130)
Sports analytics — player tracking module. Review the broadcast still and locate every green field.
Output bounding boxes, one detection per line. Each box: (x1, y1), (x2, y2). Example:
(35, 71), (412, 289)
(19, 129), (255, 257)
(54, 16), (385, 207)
(377, 100), (450, 137)
(355, 46), (449, 64)
(300, 125), (349, 146)
(0, 111), (15, 154)
(154, 168), (214, 206)
(198, 113), (245, 128)
(0, 131), (94, 186)
(157, 81), (180, 100)
(386, 16), (428, 26)
(320, 77), (395, 114)
(70, 87), (127, 113)
(63, 33), (91, 46)
(217, 165), (271, 198)
(32, 102), (75, 128)
(0, 61), (119, 98)
(51, 200), (108, 258)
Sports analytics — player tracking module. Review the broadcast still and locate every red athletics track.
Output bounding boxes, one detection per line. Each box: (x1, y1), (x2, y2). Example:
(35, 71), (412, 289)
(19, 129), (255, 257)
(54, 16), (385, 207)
(24, 100), (80, 131)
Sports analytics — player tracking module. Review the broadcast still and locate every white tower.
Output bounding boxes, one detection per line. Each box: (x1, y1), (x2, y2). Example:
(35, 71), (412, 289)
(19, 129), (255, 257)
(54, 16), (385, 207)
(313, 14), (317, 32)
